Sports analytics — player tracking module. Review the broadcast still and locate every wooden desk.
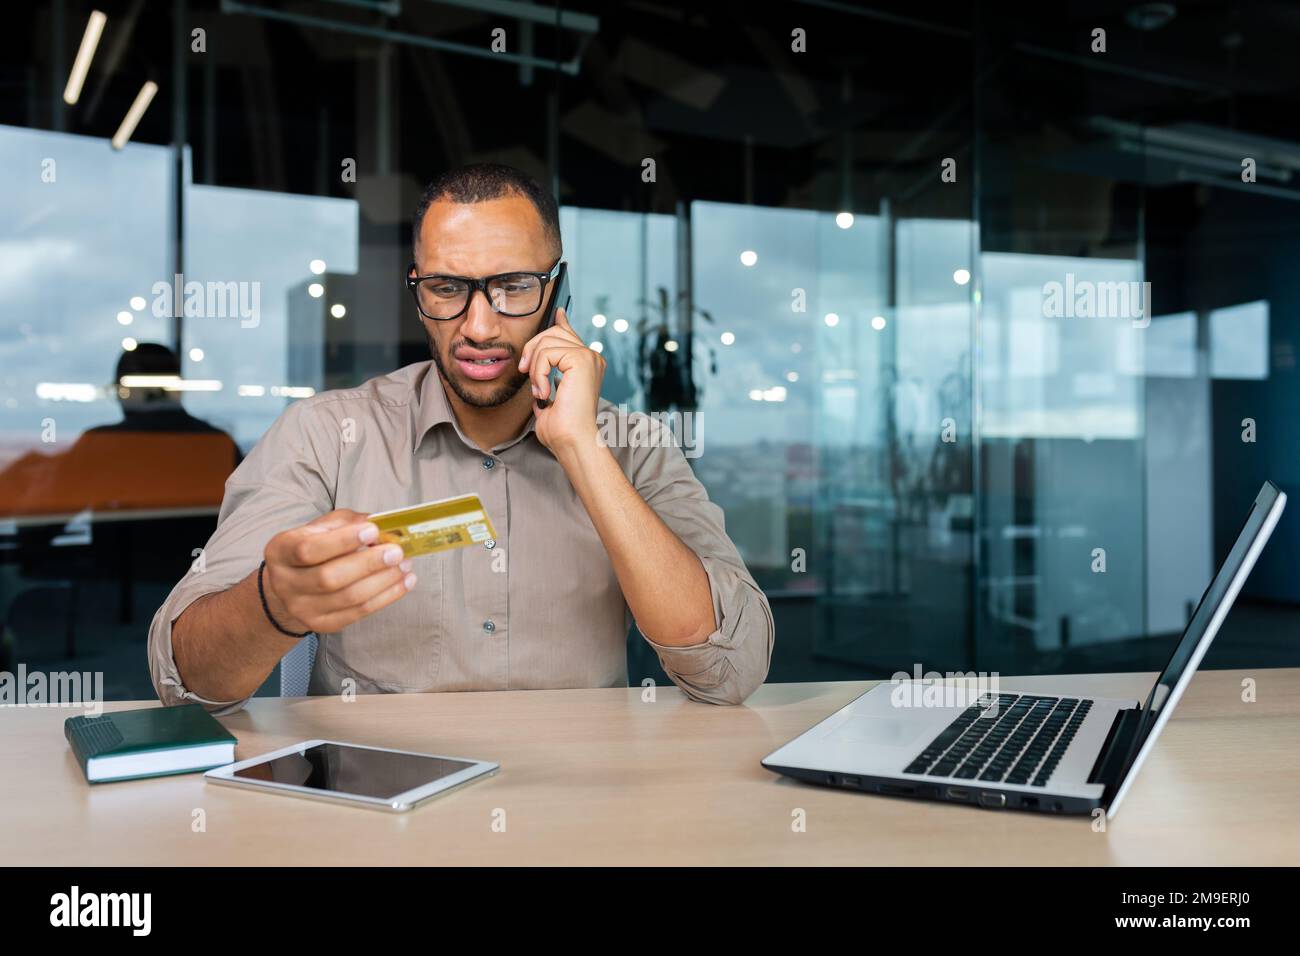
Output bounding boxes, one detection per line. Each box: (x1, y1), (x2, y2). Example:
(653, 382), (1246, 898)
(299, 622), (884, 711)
(3, 669), (1297, 865)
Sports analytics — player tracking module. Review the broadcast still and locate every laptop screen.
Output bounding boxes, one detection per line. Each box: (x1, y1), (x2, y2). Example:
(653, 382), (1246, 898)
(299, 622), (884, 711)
(1129, 481), (1285, 756)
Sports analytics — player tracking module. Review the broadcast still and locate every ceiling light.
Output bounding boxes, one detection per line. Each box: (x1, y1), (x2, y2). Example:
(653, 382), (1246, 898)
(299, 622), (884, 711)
(64, 11), (107, 106)
(111, 81), (158, 150)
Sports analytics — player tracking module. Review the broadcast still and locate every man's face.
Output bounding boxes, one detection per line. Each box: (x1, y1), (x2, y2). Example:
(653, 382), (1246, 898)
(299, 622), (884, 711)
(413, 194), (557, 409)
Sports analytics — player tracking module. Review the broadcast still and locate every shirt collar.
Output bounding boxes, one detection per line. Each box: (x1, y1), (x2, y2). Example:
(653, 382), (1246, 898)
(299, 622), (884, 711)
(414, 361), (539, 454)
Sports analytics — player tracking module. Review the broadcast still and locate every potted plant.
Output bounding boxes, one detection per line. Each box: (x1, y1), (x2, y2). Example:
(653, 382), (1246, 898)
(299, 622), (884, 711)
(636, 286), (717, 413)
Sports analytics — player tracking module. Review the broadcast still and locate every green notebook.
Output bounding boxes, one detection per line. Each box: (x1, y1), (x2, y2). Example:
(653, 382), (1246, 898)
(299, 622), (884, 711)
(65, 704), (237, 783)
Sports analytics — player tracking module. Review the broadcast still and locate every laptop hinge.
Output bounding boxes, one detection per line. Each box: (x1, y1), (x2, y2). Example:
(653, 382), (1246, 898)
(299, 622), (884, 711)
(1088, 706), (1143, 794)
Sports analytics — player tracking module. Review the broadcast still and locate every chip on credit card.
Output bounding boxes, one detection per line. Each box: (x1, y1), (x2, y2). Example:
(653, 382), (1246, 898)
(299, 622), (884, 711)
(368, 494), (497, 558)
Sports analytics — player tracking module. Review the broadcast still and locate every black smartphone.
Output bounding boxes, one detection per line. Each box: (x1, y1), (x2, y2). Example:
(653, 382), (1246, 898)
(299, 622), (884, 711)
(535, 261), (570, 408)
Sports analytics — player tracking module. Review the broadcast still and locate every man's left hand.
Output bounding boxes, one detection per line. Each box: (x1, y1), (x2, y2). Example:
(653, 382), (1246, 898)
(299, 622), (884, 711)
(518, 307), (605, 455)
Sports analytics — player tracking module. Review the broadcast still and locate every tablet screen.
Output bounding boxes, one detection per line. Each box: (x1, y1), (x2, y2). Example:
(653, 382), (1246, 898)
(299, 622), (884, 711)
(231, 743), (475, 799)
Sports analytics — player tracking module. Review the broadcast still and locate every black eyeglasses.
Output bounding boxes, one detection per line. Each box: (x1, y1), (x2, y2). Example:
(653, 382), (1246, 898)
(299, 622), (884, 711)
(406, 259), (563, 321)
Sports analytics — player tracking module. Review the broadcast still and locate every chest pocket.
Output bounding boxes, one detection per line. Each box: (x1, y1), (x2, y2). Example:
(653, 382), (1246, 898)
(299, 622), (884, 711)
(322, 557), (444, 692)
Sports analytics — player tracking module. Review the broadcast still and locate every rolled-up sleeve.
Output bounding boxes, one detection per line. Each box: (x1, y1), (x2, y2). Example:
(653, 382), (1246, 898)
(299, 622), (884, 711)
(147, 398), (337, 713)
(625, 416), (775, 705)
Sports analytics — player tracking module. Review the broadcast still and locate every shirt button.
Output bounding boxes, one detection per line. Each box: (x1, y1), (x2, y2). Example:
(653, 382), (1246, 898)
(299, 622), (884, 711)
(482, 457), (495, 470)
(484, 538), (496, 550)
(482, 620), (496, 634)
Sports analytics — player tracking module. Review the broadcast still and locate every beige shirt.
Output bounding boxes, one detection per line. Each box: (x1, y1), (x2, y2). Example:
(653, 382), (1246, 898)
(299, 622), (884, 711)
(148, 361), (773, 713)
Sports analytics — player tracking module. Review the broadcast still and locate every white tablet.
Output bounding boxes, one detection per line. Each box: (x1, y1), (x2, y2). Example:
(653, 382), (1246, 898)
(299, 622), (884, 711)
(205, 739), (498, 812)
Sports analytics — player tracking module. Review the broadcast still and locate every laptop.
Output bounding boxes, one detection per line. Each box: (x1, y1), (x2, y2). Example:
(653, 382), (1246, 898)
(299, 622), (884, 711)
(762, 480), (1286, 819)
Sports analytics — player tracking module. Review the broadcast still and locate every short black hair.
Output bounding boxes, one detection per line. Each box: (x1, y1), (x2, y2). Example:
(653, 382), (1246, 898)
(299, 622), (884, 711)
(412, 162), (561, 257)
(116, 342), (179, 382)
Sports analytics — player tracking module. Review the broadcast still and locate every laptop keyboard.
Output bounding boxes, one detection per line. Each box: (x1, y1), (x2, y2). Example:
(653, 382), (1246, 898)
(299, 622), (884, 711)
(902, 693), (1092, 787)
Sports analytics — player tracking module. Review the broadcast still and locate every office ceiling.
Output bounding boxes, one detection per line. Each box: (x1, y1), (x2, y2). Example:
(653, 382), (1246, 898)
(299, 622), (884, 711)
(9, 1), (1300, 218)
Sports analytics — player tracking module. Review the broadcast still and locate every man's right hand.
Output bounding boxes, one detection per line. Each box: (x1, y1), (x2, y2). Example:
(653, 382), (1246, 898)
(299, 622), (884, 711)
(261, 509), (417, 634)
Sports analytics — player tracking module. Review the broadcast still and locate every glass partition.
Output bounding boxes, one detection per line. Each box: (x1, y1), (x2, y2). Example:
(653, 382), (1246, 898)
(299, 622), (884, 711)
(4, 1), (1300, 701)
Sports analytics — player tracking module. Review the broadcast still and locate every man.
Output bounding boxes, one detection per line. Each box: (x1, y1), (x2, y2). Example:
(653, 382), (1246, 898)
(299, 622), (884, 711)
(1, 345), (241, 627)
(90, 343), (242, 454)
(149, 163), (773, 714)
(0, 344), (240, 516)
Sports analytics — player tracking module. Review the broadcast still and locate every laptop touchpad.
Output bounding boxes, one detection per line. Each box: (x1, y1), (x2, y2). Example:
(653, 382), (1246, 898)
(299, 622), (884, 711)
(824, 716), (930, 749)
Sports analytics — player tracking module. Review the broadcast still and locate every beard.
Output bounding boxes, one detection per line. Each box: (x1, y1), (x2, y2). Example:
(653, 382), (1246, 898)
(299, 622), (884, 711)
(426, 327), (530, 408)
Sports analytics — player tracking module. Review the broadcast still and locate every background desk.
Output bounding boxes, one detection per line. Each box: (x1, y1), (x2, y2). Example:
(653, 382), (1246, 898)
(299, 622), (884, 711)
(3, 669), (1297, 865)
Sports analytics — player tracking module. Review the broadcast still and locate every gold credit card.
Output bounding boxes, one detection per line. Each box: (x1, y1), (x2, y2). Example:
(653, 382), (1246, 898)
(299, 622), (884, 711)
(368, 494), (497, 558)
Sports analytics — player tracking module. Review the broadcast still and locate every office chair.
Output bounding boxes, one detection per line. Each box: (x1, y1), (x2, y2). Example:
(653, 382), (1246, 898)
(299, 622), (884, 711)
(279, 633), (318, 697)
